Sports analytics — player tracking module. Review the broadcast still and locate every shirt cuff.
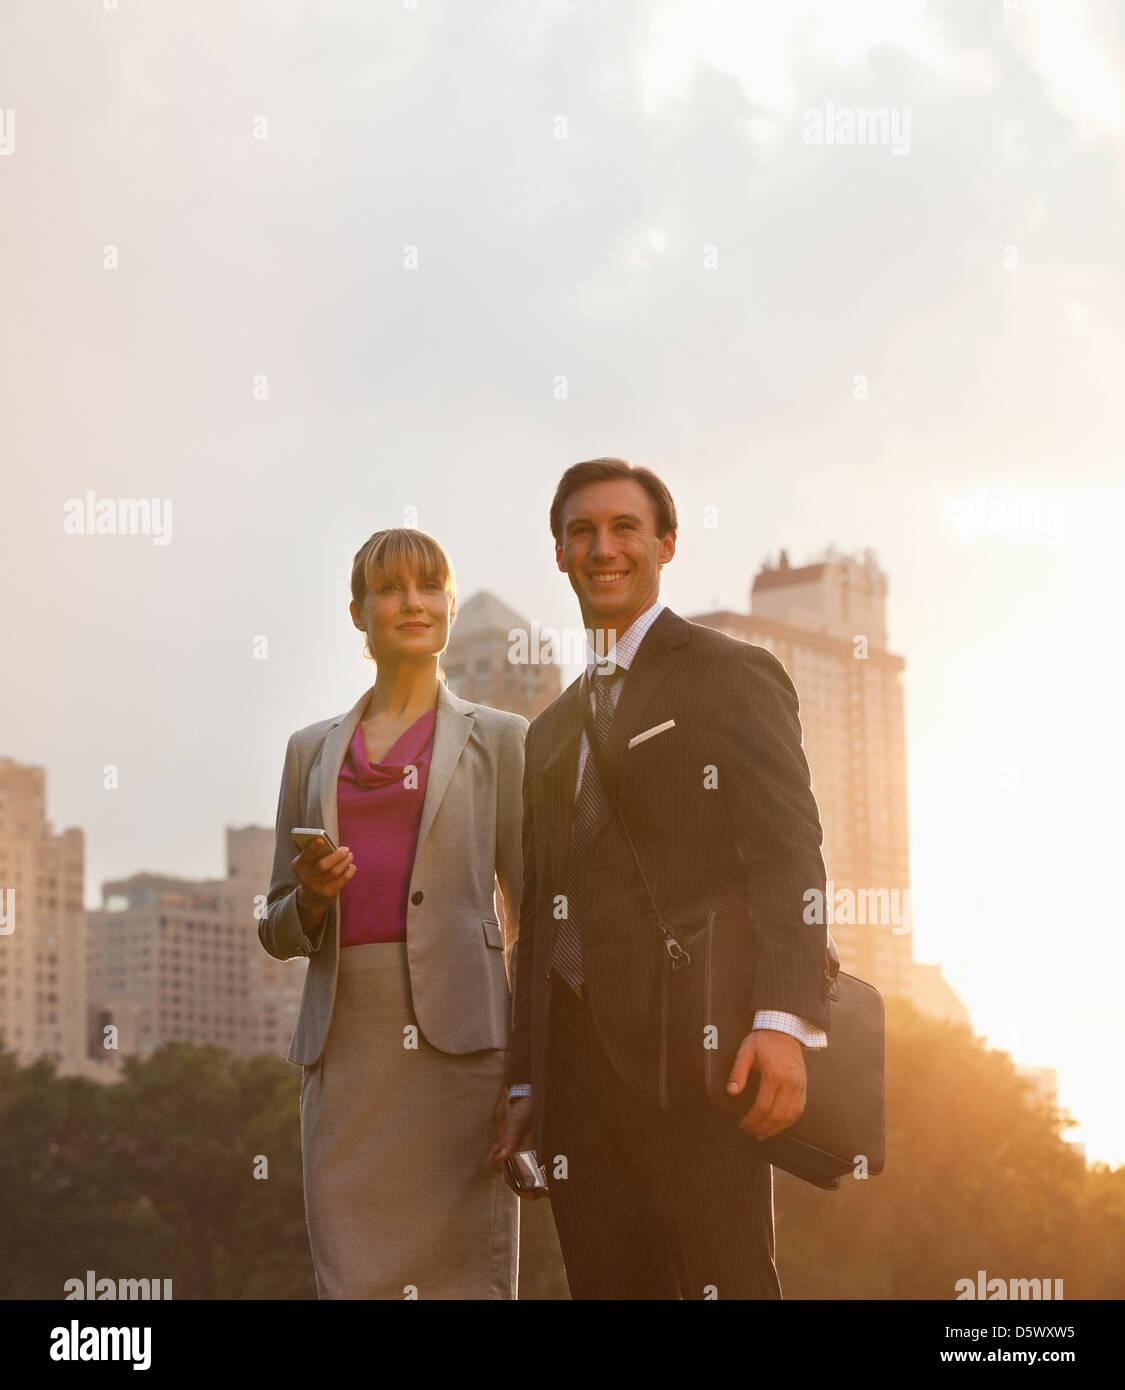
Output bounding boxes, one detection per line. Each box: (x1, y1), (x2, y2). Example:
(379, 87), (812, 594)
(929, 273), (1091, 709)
(752, 1010), (827, 1049)
(507, 1083), (532, 1100)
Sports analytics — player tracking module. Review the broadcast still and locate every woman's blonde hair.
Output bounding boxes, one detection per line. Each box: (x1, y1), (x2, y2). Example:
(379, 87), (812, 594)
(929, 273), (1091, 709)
(350, 529), (457, 662)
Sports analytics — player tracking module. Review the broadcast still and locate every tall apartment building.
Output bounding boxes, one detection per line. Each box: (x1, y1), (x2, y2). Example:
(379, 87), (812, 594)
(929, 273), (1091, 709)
(85, 826), (305, 1066)
(1016, 1064), (1058, 1110)
(0, 759), (86, 1067)
(691, 547), (916, 1001)
(909, 961), (970, 1026)
(443, 591), (562, 719)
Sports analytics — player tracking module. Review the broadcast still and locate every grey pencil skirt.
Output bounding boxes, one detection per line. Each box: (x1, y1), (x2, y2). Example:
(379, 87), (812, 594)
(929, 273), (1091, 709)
(299, 940), (518, 1299)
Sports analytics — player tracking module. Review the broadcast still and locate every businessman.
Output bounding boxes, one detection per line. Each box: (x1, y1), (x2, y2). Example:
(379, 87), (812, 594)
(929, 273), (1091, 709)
(492, 456), (830, 1299)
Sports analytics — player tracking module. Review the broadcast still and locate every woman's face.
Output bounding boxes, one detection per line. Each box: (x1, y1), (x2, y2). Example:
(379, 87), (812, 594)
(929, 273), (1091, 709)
(352, 569), (454, 664)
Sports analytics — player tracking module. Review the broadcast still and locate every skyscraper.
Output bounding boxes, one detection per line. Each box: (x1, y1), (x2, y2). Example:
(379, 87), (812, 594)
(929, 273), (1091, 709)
(0, 758), (86, 1067)
(85, 826), (305, 1064)
(691, 547), (916, 1000)
(443, 591), (562, 719)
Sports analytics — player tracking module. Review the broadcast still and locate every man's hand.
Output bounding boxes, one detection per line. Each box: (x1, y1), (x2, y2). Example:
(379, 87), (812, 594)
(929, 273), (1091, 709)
(726, 1029), (807, 1140)
(489, 1094), (547, 1200)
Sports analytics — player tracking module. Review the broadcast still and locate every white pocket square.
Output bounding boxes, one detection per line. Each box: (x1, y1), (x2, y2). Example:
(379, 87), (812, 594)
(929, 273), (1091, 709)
(628, 719), (676, 749)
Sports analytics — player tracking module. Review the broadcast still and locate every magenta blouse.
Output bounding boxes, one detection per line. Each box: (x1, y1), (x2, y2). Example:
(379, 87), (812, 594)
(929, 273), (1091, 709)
(336, 707), (436, 947)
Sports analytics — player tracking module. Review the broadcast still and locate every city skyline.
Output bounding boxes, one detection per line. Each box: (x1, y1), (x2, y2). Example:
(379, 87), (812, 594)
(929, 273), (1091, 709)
(2, 0), (1120, 1172)
(0, 542), (1099, 1166)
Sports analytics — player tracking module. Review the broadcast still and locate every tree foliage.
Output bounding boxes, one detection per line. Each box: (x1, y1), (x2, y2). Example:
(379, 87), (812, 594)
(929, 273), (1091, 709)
(776, 997), (1124, 1299)
(2, 1001), (1119, 1299)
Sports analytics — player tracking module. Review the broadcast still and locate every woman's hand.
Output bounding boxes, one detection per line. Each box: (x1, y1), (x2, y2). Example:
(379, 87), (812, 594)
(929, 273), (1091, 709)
(292, 837), (356, 925)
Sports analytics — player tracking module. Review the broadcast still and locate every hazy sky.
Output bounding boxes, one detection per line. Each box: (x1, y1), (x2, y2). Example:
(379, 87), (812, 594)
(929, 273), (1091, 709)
(2, 1), (1123, 1161)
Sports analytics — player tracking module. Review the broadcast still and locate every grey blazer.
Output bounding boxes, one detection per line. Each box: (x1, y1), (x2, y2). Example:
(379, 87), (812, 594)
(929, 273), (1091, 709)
(258, 680), (527, 1066)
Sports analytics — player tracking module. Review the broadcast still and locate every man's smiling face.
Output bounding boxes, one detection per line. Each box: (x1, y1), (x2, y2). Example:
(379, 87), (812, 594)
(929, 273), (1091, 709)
(555, 477), (676, 636)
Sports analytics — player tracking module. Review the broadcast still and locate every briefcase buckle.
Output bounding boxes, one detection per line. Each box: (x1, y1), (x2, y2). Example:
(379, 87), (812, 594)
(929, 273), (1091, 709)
(666, 937), (692, 971)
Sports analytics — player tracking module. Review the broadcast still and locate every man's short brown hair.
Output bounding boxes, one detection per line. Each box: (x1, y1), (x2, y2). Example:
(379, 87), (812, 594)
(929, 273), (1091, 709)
(549, 457), (678, 545)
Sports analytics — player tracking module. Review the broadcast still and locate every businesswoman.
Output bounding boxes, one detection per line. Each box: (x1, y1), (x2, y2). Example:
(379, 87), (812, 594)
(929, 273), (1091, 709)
(258, 527), (526, 1299)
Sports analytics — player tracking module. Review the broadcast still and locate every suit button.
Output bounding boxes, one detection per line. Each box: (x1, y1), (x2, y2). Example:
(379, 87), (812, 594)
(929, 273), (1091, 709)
(411, 891), (423, 905)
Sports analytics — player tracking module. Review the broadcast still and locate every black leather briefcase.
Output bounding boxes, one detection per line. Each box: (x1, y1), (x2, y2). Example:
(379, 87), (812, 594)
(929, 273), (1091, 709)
(582, 684), (886, 1192)
(662, 891), (886, 1190)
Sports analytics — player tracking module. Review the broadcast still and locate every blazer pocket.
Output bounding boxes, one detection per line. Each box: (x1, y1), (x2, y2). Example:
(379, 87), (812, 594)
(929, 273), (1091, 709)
(482, 917), (504, 949)
(627, 718), (676, 750)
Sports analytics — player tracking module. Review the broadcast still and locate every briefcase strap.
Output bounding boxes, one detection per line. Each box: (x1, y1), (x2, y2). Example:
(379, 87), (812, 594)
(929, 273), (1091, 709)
(579, 669), (839, 988)
(578, 669), (694, 970)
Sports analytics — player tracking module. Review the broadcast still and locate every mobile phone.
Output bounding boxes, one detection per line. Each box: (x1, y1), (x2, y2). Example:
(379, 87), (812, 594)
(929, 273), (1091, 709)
(505, 1149), (548, 1193)
(291, 827), (339, 854)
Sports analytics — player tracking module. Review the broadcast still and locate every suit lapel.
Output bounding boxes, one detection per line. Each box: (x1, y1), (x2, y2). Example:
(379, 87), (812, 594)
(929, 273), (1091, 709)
(538, 675), (584, 889)
(585, 606), (690, 841)
(313, 680), (474, 848)
(416, 682), (474, 847)
(315, 689), (369, 845)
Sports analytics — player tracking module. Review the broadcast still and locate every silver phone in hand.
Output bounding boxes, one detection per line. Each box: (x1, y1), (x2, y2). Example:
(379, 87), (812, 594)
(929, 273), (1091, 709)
(291, 827), (338, 854)
(505, 1149), (548, 1193)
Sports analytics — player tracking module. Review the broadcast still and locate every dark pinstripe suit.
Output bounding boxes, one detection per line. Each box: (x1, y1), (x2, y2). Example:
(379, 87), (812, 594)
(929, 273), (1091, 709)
(508, 605), (829, 1298)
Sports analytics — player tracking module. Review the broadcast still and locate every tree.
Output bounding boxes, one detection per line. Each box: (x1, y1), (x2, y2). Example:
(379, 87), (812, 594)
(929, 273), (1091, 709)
(775, 996), (1112, 1299)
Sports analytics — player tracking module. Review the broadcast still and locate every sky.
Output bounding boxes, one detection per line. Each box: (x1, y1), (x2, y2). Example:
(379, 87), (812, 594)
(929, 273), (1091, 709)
(1, 1), (1123, 1162)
